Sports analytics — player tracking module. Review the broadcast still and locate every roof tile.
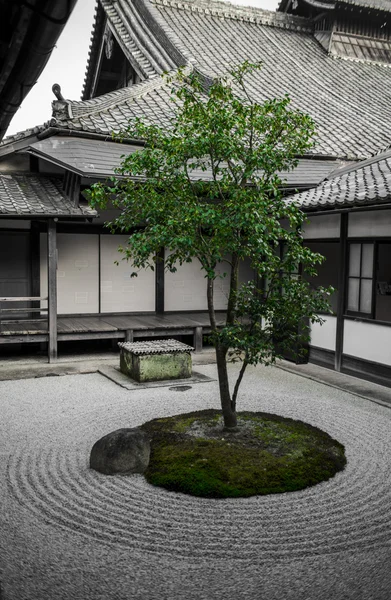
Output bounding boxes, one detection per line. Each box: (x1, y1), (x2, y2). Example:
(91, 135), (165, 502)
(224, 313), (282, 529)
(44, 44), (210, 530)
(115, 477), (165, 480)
(0, 175), (97, 217)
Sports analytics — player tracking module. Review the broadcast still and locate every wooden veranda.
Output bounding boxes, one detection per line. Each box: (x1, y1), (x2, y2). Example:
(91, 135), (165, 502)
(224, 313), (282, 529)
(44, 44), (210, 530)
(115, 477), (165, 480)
(0, 311), (226, 359)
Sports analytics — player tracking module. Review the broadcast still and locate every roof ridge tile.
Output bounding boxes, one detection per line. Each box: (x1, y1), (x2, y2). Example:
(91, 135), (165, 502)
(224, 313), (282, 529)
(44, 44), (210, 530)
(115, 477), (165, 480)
(151, 0), (313, 32)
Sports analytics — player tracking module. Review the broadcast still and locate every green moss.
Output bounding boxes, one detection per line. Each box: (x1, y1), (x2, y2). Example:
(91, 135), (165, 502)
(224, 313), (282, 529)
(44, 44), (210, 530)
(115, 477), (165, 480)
(141, 410), (346, 498)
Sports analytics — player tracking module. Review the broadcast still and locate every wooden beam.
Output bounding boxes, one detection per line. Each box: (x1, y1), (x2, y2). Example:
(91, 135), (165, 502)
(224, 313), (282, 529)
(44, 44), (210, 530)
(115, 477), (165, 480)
(335, 213), (348, 372)
(155, 247), (165, 314)
(100, 70), (121, 80)
(47, 219), (58, 362)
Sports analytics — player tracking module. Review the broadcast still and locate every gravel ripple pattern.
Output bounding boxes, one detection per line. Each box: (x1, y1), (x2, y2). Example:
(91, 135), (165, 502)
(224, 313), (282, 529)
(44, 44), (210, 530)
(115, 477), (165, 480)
(1, 363), (391, 599)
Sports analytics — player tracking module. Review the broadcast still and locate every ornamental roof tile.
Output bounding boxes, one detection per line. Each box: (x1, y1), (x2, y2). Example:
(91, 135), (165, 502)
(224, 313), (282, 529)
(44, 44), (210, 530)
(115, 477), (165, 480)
(286, 150), (391, 210)
(0, 175), (97, 218)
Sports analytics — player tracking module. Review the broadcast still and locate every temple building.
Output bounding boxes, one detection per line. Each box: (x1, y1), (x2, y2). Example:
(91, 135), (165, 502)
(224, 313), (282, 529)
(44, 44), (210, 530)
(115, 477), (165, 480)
(1, 0), (391, 385)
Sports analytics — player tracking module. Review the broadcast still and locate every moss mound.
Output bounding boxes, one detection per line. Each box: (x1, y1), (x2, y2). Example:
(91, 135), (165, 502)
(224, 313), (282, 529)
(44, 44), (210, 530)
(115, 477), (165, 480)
(140, 409), (346, 498)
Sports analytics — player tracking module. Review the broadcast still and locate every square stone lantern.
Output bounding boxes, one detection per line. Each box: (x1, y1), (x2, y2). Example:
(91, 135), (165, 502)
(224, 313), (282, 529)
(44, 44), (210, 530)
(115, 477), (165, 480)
(118, 339), (194, 383)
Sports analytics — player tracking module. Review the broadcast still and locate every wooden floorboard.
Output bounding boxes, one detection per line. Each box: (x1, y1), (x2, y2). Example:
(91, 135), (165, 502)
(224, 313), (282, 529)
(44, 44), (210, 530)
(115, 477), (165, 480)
(0, 312), (226, 343)
(100, 315), (150, 330)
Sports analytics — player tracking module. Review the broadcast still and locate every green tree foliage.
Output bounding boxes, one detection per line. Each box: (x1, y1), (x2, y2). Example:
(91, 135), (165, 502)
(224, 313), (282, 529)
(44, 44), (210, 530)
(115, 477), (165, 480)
(89, 62), (333, 428)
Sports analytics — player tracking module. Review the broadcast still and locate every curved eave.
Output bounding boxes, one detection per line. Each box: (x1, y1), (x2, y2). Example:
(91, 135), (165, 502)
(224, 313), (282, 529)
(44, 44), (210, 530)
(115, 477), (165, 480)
(0, 0), (78, 142)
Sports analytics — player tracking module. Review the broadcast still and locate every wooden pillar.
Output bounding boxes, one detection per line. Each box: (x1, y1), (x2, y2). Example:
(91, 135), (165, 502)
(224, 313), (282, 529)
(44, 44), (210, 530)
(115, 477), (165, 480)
(155, 247), (165, 314)
(125, 329), (134, 342)
(30, 221), (40, 317)
(194, 326), (203, 353)
(335, 213), (348, 372)
(47, 219), (58, 362)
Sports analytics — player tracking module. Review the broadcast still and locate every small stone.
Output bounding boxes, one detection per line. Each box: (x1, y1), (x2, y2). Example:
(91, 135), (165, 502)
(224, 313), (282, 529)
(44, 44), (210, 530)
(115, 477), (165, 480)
(90, 428), (150, 475)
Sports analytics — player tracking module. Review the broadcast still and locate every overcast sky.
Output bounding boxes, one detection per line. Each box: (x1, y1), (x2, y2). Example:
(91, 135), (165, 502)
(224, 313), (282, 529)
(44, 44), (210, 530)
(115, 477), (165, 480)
(6, 0), (279, 138)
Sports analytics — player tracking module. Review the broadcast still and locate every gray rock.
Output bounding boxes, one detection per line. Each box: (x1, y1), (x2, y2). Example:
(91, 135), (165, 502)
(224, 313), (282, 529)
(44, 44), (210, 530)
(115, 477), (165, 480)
(90, 428), (150, 475)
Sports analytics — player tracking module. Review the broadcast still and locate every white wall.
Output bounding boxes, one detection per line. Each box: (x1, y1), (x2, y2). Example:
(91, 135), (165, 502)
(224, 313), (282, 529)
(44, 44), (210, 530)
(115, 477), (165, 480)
(348, 210), (391, 238)
(310, 315), (337, 351)
(41, 233), (99, 314)
(164, 251), (231, 311)
(343, 319), (391, 366)
(302, 214), (340, 239)
(100, 235), (155, 313)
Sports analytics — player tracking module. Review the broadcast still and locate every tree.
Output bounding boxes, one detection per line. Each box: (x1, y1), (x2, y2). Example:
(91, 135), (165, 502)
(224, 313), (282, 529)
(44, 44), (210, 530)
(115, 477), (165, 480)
(89, 62), (333, 429)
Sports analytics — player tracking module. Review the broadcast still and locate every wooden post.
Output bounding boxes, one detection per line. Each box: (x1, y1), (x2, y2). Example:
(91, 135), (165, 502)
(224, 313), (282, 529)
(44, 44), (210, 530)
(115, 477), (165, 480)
(125, 329), (134, 342)
(194, 326), (203, 353)
(335, 213), (348, 372)
(155, 247), (165, 314)
(47, 219), (58, 362)
(30, 221), (40, 318)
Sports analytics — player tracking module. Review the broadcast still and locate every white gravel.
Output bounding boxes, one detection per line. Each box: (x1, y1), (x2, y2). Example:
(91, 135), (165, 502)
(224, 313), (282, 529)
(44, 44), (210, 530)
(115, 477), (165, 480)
(1, 363), (391, 600)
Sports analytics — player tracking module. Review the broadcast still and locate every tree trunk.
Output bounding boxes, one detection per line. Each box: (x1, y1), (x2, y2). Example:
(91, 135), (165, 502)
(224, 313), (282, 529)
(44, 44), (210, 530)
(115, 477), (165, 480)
(216, 342), (237, 428)
(207, 276), (237, 429)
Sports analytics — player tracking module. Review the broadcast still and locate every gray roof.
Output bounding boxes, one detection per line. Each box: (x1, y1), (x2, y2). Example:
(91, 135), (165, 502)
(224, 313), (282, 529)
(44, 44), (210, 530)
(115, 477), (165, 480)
(0, 175), (97, 218)
(23, 135), (342, 185)
(279, 0), (391, 13)
(286, 150), (391, 210)
(4, 0), (391, 161)
(339, 0), (391, 12)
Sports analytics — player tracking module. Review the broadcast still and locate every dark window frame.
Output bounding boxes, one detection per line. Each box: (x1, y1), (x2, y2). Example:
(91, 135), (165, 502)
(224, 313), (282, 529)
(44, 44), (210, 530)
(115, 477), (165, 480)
(345, 238), (391, 322)
(346, 241), (376, 318)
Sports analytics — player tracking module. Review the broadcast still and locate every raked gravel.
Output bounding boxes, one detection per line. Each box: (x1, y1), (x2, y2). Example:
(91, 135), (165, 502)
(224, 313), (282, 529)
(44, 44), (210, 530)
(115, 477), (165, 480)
(1, 363), (391, 600)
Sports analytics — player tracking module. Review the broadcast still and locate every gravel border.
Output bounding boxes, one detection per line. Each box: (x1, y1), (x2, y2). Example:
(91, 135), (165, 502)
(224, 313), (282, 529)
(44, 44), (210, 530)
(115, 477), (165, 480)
(1, 363), (391, 600)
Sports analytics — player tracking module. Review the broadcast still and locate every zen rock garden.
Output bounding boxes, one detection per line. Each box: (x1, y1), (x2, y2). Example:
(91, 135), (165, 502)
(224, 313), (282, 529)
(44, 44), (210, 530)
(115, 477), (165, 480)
(91, 338), (193, 477)
(90, 343), (347, 496)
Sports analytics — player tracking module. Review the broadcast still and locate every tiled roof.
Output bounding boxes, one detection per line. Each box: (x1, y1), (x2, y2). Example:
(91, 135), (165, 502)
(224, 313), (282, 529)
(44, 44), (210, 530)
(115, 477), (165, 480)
(24, 135), (342, 184)
(279, 0), (391, 13)
(150, 0), (391, 159)
(0, 175), (97, 217)
(4, 0), (391, 161)
(339, 0), (391, 12)
(100, 0), (186, 75)
(286, 150), (391, 210)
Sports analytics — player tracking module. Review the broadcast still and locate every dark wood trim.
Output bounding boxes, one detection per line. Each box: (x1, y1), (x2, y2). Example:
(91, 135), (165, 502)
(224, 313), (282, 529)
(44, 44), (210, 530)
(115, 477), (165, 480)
(29, 155), (39, 173)
(303, 237), (341, 243)
(335, 212), (348, 371)
(58, 331), (125, 342)
(155, 247), (165, 315)
(47, 219), (57, 362)
(0, 334), (48, 344)
(343, 314), (391, 328)
(98, 234), (102, 314)
(30, 221), (40, 300)
(308, 345), (335, 369)
(341, 353), (391, 389)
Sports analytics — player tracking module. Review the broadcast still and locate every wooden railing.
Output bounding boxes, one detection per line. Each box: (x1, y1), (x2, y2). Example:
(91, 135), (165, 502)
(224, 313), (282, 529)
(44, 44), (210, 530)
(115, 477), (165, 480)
(0, 297), (48, 333)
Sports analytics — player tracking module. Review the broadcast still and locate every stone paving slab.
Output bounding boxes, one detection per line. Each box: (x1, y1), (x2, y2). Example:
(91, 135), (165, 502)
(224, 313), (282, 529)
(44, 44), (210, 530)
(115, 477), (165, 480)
(277, 360), (391, 408)
(99, 365), (215, 389)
